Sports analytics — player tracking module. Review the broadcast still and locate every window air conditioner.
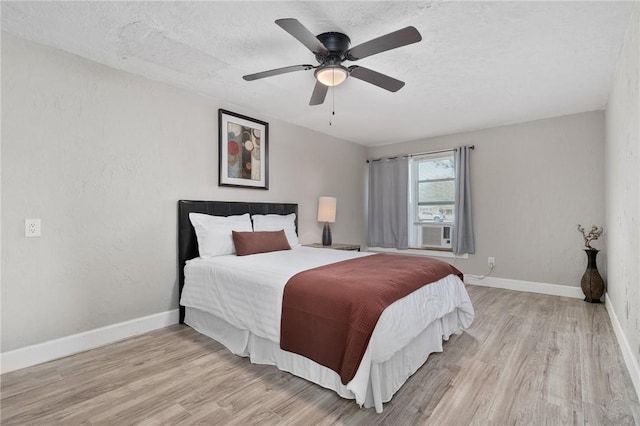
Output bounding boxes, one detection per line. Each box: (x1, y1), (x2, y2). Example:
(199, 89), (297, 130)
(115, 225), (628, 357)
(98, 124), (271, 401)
(421, 225), (452, 248)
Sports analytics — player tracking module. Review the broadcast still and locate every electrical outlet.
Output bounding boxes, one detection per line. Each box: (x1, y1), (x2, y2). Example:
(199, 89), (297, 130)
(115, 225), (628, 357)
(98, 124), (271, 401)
(488, 257), (495, 268)
(25, 219), (41, 237)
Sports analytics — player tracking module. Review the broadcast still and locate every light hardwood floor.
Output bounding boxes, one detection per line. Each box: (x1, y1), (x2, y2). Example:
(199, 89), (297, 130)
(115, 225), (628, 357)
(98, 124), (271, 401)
(2, 285), (639, 425)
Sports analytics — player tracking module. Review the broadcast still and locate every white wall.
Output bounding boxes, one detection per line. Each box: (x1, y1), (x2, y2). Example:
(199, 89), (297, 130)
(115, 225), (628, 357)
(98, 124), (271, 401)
(605, 3), (640, 382)
(368, 111), (606, 289)
(0, 33), (367, 353)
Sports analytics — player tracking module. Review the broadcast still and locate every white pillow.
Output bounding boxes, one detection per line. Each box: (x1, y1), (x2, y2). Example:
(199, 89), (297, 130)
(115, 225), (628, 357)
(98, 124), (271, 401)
(251, 213), (300, 247)
(189, 213), (253, 257)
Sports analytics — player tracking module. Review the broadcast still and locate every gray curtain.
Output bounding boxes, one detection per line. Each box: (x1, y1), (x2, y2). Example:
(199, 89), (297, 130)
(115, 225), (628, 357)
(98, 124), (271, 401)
(367, 157), (409, 249)
(453, 146), (475, 254)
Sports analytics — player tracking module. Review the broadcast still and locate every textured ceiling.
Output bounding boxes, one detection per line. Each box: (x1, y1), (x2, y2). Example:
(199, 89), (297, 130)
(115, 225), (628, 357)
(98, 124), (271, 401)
(1, 1), (634, 146)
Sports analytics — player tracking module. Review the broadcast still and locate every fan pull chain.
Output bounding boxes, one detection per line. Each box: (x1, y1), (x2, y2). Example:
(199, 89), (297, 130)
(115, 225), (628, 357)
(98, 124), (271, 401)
(329, 74), (336, 126)
(329, 88), (334, 126)
(333, 84), (336, 117)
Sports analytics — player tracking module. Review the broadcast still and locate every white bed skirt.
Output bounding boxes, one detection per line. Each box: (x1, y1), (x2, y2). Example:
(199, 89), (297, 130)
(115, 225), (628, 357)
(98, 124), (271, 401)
(185, 306), (461, 413)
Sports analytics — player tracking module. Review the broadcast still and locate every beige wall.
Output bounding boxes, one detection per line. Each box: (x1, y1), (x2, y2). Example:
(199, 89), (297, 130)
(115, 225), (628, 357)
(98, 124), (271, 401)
(0, 33), (367, 352)
(605, 4), (640, 377)
(368, 111), (606, 288)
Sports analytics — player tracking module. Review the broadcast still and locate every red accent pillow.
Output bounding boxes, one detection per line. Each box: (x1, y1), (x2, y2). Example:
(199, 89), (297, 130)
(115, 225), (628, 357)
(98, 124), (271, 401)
(232, 230), (292, 256)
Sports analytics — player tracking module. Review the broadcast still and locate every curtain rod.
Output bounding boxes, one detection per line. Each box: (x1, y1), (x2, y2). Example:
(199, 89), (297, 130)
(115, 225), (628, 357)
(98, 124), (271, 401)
(366, 145), (475, 163)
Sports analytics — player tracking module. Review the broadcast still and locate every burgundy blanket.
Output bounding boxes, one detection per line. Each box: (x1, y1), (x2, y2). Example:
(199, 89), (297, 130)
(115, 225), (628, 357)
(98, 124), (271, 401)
(280, 253), (463, 384)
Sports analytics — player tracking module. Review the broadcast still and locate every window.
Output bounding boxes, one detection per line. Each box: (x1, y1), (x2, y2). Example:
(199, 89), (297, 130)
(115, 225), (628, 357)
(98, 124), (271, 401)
(408, 151), (455, 249)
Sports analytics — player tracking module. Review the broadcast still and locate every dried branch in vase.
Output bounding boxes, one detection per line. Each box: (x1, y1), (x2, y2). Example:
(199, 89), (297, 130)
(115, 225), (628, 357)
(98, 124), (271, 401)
(577, 224), (603, 249)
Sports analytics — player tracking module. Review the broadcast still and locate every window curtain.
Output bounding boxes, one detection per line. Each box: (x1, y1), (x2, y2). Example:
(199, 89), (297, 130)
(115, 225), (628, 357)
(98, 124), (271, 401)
(453, 146), (475, 254)
(367, 157), (409, 249)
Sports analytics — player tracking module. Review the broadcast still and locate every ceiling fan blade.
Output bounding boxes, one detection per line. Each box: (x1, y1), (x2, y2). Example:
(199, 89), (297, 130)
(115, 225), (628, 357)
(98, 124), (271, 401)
(309, 81), (328, 105)
(243, 64), (314, 81)
(348, 66), (405, 92)
(276, 18), (329, 56)
(346, 26), (422, 61)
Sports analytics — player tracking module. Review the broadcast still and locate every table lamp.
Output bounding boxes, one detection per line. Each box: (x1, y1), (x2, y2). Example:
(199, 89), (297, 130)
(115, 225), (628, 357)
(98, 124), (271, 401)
(317, 196), (336, 246)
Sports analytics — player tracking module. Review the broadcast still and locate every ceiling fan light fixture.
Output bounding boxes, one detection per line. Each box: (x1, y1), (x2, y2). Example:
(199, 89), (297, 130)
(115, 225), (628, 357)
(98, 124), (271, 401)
(315, 65), (349, 87)
(243, 19), (421, 105)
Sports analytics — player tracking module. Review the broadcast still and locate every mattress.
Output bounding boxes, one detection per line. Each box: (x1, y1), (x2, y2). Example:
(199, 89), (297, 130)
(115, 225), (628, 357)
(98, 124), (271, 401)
(180, 246), (474, 411)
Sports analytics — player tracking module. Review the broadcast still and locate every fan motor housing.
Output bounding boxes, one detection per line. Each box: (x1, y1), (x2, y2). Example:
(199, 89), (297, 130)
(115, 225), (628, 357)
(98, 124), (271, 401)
(316, 32), (351, 61)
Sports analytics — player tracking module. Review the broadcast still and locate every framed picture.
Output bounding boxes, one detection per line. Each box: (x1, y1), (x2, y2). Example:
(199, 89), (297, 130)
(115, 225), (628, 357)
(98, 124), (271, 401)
(218, 109), (269, 189)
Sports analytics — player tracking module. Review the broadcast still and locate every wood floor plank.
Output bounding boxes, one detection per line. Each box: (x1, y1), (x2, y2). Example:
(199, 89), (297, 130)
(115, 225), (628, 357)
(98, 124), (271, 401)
(543, 331), (583, 413)
(135, 404), (192, 426)
(583, 401), (637, 425)
(427, 359), (502, 425)
(2, 285), (638, 425)
(173, 402), (234, 426)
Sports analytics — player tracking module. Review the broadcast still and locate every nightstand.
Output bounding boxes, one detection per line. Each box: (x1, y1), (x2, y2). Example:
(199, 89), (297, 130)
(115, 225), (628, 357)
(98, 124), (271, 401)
(305, 243), (361, 251)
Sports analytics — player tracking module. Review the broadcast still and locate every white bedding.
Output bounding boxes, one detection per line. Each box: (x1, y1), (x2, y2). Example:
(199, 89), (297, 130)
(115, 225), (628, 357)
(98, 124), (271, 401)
(180, 246), (474, 410)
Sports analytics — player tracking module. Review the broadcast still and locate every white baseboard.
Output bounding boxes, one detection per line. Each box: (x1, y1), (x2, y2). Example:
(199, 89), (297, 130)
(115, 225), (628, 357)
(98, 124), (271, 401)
(464, 275), (584, 299)
(0, 309), (180, 374)
(606, 297), (640, 401)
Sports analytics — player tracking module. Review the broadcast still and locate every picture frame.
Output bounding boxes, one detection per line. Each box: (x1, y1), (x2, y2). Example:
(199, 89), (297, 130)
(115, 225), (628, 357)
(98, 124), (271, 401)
(218, 109), (269, 189)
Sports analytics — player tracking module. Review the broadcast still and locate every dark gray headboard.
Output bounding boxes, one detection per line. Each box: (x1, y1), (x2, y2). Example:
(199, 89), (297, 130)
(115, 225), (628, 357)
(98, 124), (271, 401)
(177, 200), (298, 323)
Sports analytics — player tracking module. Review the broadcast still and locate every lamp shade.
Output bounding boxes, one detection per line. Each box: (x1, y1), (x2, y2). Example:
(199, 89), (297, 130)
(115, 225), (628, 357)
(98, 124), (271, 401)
(315, 66), (348, 87)
(317, 196), (337, 223)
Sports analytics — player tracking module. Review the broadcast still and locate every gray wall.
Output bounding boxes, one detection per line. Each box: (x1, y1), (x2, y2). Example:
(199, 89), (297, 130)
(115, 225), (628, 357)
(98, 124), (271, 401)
(368, 111), (606, 288)
(1, 33), (367, 352)
(605, 4), (640, 374)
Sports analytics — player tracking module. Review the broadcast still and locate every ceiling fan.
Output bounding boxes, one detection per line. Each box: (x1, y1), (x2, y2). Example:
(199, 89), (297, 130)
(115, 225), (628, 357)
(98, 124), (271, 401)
(243, 19), (422, 106)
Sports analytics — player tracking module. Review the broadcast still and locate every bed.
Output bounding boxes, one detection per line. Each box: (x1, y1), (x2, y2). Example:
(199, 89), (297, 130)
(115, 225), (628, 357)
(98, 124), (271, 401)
(178, 200), (474, 413)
